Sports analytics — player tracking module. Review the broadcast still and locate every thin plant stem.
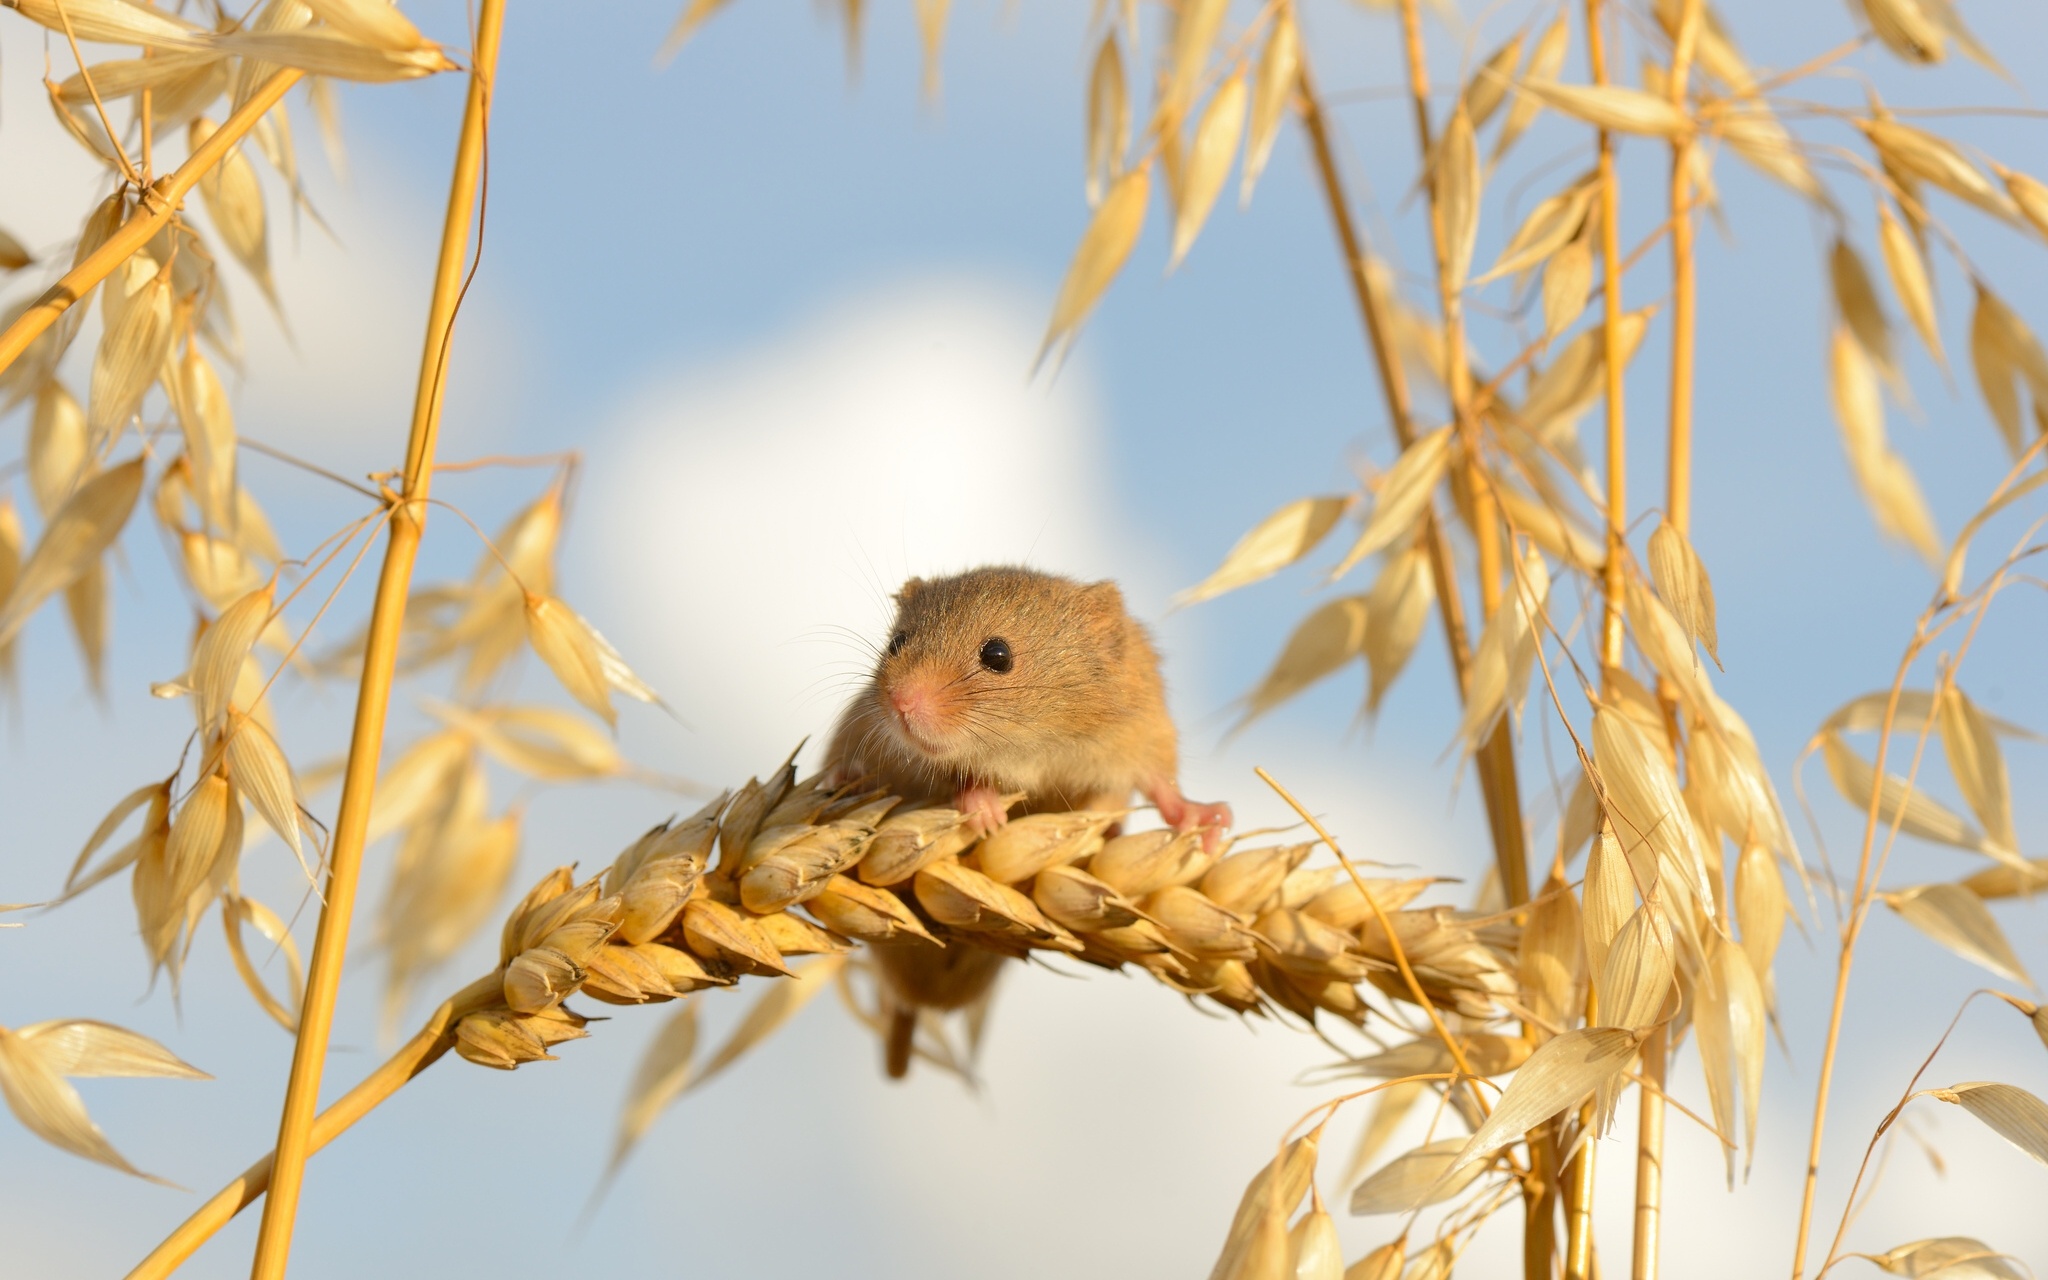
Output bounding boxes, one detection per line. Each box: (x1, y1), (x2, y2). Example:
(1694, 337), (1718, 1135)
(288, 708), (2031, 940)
(1294, 54), (1532, 915)
(1257, 768), (1495, 1122)
(1632, 1023), (1669, 1280)
(51, 0), (142, 187)
(1571, 0), (1627, 1270)
(1294, 56), (1473, 683)
(245, 5), (505, 1275)
(1391, 0), (1531, 911)
(0, 68), (304, 378)
(1790, 525), (2028, 1277)
(1633, 5), (1702, 1275)
(126, 975), (502, 1280)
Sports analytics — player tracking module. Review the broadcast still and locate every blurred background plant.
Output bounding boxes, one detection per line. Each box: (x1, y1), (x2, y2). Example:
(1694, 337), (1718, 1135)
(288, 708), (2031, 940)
(0, 0), (2044, 1277)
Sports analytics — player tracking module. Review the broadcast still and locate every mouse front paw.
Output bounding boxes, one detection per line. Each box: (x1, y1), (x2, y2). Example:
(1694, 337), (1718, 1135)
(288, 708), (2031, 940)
(1149, 781), (1233, 853)
(954, 784), (1013, 835)
(1176, 800), (1234, 853)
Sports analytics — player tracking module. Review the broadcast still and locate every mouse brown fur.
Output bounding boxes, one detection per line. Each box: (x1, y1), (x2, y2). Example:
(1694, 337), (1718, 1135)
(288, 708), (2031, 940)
(824, 566), (1230, 1078)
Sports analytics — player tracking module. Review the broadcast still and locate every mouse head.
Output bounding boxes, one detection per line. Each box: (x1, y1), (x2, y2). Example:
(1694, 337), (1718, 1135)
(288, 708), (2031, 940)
(869, 567), (1130, 770)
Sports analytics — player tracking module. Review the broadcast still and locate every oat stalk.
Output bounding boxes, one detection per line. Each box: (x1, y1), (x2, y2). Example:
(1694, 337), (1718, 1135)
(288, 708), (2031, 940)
(126, 976), (502, 1280)
(0, 69), (303, 379)
(245, 5), (505, 1276)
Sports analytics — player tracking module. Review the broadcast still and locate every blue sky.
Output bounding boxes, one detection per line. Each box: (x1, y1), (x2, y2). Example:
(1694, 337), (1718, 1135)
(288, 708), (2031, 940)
(2, 1), (2047, 1276)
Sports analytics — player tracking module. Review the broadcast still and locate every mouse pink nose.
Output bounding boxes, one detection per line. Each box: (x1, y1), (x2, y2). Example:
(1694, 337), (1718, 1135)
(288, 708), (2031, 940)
(889, 684), (933, 722)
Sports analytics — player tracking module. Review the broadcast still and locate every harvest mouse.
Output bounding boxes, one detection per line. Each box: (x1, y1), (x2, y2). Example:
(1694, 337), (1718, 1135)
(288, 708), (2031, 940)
(824, 566), (1231, 1077)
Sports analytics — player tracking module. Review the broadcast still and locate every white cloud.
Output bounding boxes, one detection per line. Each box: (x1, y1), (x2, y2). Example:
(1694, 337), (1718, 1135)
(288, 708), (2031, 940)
(585, 278), (1143, 776)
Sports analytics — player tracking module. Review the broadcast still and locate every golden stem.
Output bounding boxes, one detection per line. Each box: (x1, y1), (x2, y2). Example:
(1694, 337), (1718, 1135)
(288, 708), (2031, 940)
(1635, 7), (1699, 1278)
(1294, 59), (1473, 683)
(1665, 0), (1702, 539)
(1632, 1024), (1668, 1280)
(1573, 0), (1625, 1271)
(1565, 1123), (1598, 1280)
(1588, 0), (1627, 680)
(0, 68), (303, 378)
(1391, 0), (1530, 909)
(127, 977), (501, 1280)
(245, 7), (505, 1276)
(140, 54), (155, 184)
(1294, 55), (1530, 912)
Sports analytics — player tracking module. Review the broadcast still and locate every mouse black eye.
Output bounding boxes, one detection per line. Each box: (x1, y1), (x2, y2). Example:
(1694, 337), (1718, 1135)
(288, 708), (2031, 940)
(979, 637), (1013, 674)
(887, 632), (909, 657)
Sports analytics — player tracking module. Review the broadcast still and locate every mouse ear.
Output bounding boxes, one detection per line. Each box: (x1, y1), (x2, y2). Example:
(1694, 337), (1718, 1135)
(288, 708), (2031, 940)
(893, 577), (926, 604)
(1082, 580), (1125, 611)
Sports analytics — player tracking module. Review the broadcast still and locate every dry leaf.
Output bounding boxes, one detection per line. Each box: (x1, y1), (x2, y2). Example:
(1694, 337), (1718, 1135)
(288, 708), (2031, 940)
(1862, 119), (2015, 221)
(1717, 98), (1823, 200)
(223, 712), (305, 866)
(1647, 519), (1719, 665)
(657, 0), (731, 62)
(1883, 884), (2032, 984)
(1287, 1208), (1341, 1280)
(1830, 327), (1940, 564)
(88, 266), (173, 444)
(1086, 33), (1129, 205)
(0, 224), (30, 271)
(1693, 934), (1765, 1182)
(1241, 11), (1298, 205)
(1456, 544), (1550, 750)
(1595, 902), (1675, 1032)
(1350, 1137), (1489, 1215)
(216, 31), (454, 81)
(2002, 165), (2048, 241)
(1831, 237), (1898, 382)
(1494, 16), (1568, 163)
(1968, 286), (2048, 460)
(0, 457), (144, 651)
(1821, 731), (2012, 866)
(1435, 105), (1481, 291)
(526, 593), (618, 728)
(1207, 1133), (1319, 1280)
(1877, 201), (1943, 367)
(28, 383), (87, 517)
(1236, 596), (1368, 730)
(1171, 73), (1248, 270)
(223, 893), (305, 1032)
(1872, 1237), (2025, 1280)
(3, 0), (210, 49)
(14, 1021), (206, 1079)
(1861, 0), (1947, 63)
(1542, 225), (1594, 341)
(1363, 541), (1434, 715)
(1451, 1027), (1640, 1174)
(192, 586), (276, 733)
(1179, 496), (1350, 605)
(0, 1025), (163, 1180)
(691, 955), (844, 1089)
(1478, 174), (1594, 287)
(1938, 685), (2015, 858)
(1593, 707), (1701, 906)
(1933, 1081), (2048, 1168)
(301, 0), (427, 51)
(1734, 841), (1787, 979)
(911, 0), (949, 99)
(1330, 426), (1454, 580)
(1463, 31), (1526, 130)
(1039, 163), (1150, 364)
(1521, 80), (1692, 138)
(1162, 0), (1228, 125)
(606, 1000), (699, 1177)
